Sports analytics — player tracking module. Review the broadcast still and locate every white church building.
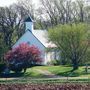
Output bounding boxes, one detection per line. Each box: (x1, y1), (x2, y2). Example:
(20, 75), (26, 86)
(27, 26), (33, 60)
(13, 17), (58, 64)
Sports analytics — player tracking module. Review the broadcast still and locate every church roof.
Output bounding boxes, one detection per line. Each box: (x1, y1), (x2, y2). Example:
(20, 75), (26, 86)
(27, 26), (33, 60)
(32, 30), (56, 48)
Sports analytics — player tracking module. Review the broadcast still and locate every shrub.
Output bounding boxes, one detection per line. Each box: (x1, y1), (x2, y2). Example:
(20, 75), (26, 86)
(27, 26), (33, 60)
(0, 63), (6, 73)
(4, 43), (42, 73)
(47, 60), (60, 66)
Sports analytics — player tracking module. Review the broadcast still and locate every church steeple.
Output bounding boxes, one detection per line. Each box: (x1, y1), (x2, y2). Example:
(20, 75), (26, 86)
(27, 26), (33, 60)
(25, 17), (33, 32)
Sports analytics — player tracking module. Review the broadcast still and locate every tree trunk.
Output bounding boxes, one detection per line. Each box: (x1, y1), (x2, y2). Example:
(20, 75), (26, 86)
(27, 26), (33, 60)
(23, 68), (27, 73)
(73, 63), (78, 70)
(72, 59), (79, 70)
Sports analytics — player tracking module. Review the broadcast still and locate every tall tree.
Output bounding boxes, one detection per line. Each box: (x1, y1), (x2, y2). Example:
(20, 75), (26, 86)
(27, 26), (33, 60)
(39, 0), (88, 27)
(48, 23), (89, 70)
(0, 33), (8, 63)
(17, 0), (35, 19)
(0, 7), (24, 48)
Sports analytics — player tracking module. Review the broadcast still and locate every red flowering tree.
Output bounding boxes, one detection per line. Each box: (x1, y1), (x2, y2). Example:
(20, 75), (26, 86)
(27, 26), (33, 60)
(4, 43), (42, 73)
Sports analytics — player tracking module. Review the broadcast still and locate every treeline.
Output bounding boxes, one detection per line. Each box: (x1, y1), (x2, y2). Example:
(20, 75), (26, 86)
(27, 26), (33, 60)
(0, 0), (90, 63)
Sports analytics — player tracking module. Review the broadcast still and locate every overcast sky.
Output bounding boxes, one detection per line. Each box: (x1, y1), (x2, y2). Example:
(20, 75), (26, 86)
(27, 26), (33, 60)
(0, 0), (40, 7)
(0, 0), (17, 7)
(0, 0), (89, 7)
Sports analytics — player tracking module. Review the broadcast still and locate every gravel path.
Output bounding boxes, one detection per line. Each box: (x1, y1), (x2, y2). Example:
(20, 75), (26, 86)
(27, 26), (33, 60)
(35, 69), (61, 78)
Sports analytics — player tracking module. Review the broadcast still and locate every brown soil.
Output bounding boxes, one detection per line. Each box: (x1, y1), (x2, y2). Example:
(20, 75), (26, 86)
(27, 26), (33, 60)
(0, 83), (90, 90)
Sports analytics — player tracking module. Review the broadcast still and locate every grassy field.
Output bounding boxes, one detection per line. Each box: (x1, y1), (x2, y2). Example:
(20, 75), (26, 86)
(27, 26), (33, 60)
(0, 78), (90, 84)
(24, 65), (90, 77)
(0, 65), (90, 84)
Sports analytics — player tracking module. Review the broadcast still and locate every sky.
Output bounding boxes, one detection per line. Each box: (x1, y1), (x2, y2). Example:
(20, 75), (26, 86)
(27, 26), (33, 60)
(0, 0), (90, 7)
(0, 0), (39, 7)
(0, 0), (17, 7)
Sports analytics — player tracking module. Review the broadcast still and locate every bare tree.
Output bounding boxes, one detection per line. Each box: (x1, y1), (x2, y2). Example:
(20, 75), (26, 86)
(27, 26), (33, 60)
(17, 0), (35, 19)
(0, 7), (24, 48)
(38, 0), (88, 27)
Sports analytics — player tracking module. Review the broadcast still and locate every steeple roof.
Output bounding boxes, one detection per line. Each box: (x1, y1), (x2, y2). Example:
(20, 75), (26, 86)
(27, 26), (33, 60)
(25, 17), (33, 22)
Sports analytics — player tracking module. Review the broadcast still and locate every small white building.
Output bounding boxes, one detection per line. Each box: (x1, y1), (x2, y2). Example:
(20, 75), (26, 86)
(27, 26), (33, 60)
(13, 17), (59, 64)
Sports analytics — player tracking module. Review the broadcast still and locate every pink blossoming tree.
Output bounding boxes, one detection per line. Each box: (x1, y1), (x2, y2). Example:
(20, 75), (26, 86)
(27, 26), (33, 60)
(4, 43), (42, 73)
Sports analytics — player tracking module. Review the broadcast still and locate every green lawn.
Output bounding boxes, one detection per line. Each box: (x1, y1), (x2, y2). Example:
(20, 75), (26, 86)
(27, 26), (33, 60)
(24, 67), (44, 78)
(0, 65), (90, 84)
(24, 65), (90, 77)
(0, 78), (90, 84)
